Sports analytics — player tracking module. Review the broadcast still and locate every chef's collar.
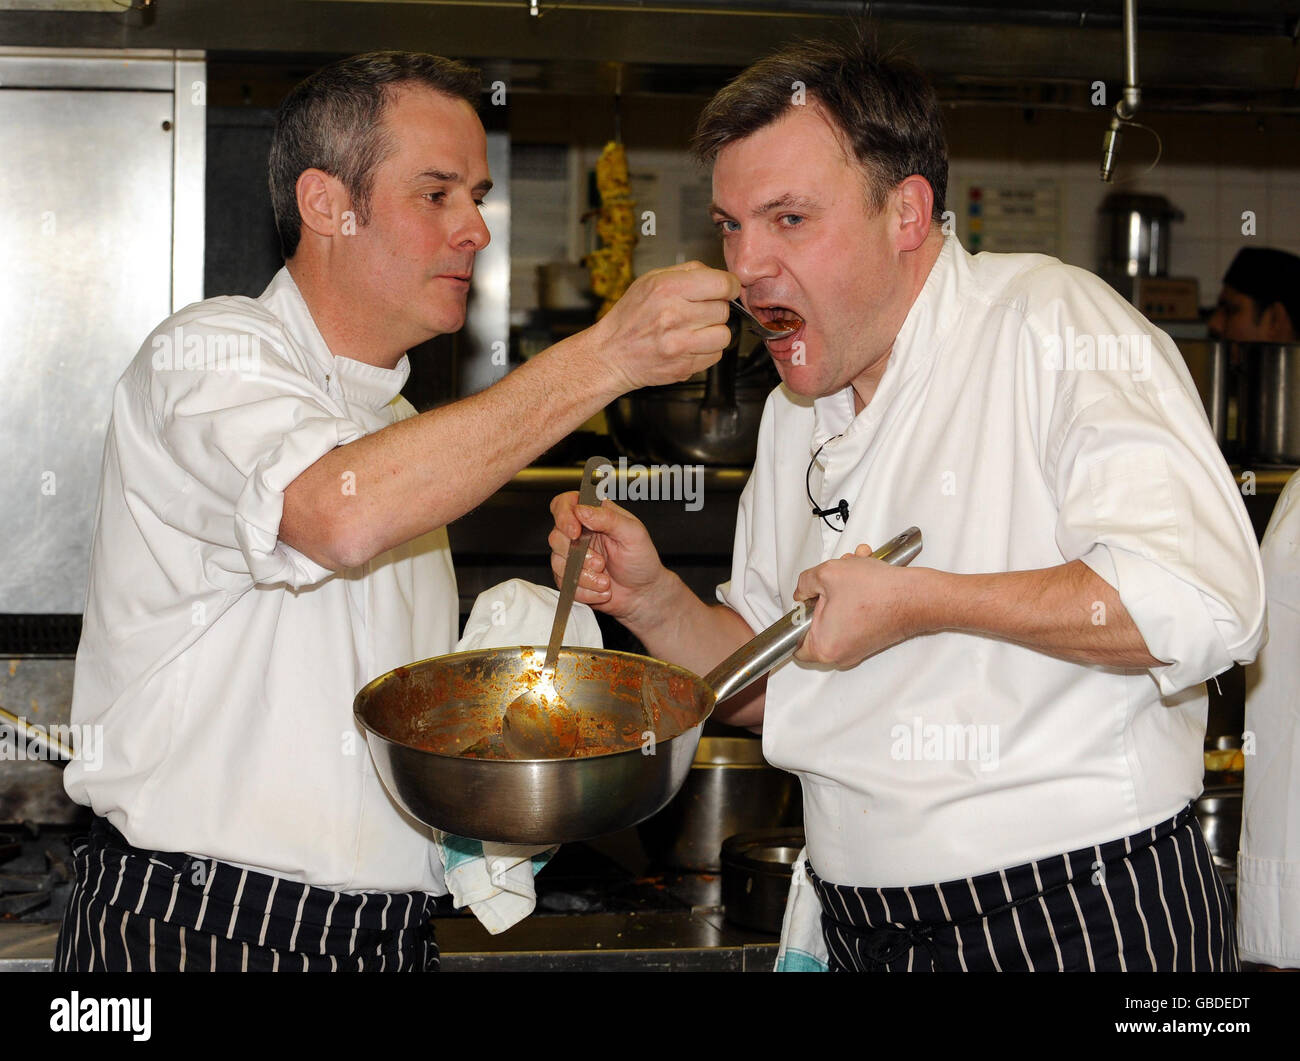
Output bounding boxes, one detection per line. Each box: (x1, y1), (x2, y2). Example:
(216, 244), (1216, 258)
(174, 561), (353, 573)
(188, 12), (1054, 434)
(331, 352), (411, 409)
(808, 234), (964, 454)
(261, 267), (411, 411)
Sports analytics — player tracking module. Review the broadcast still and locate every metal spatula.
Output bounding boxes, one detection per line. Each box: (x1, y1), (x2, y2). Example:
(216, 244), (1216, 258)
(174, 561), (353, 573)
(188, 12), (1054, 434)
(501, 456), (610, 759)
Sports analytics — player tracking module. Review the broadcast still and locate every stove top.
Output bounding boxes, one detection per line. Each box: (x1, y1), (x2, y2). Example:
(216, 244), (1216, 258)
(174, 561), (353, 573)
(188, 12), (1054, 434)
(3, 821), (721, 926)
(0, 822), (80, 924)
(431, 839), (722, 919)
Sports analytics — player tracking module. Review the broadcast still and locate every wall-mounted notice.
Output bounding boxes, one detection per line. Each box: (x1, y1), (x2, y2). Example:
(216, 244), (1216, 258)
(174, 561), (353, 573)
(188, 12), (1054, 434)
(967, 180), (1061, 256)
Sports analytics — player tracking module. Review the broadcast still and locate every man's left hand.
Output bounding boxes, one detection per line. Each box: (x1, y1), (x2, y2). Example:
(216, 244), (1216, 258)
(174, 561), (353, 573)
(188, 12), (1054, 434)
(793, 543), (925, 667)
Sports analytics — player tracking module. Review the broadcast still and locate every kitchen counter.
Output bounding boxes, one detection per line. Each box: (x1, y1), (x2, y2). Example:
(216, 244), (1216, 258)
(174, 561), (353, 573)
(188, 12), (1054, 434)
(0, 911), (779, 973)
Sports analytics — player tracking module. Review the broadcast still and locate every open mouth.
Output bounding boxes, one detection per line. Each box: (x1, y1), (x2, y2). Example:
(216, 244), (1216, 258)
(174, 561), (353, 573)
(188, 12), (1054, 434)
(751, 302), (804, 334)
(749, 302), (805, 348)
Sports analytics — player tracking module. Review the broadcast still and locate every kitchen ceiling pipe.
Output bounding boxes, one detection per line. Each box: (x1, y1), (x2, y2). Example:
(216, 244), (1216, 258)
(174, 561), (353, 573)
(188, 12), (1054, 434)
(320, 0), (1295, 38)
(1100, 0), (1140, 182)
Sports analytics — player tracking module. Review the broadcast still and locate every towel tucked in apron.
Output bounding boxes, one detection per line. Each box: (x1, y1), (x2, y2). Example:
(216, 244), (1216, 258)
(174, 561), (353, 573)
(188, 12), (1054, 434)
(808, 802), (1237, 972)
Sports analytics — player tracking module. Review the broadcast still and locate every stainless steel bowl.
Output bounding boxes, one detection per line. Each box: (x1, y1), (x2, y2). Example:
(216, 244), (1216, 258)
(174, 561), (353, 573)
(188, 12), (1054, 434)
(354, 647), (710, 845)
(352, 529), (922, 847)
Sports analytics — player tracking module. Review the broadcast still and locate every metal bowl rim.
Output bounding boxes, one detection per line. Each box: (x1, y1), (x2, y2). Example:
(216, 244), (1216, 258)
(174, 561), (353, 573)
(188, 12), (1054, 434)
(353, 645), (715, 763)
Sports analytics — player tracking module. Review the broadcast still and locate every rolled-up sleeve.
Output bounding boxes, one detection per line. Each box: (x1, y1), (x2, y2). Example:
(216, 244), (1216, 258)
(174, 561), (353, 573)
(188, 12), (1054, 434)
(136, 326), (368, 590)
(1050, 380), (1265, 695)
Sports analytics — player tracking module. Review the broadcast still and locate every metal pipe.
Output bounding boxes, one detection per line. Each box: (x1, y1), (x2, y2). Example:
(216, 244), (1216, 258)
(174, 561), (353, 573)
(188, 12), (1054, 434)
(321, 1), (1294, 37)
(1120, 0), (1140, 118)
(1101, 0), (1141, 182)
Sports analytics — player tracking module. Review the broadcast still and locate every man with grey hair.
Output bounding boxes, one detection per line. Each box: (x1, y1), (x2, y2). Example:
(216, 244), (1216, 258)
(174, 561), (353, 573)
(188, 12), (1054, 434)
(58, 50), (738, 971)
(550, 37), (1264, 971)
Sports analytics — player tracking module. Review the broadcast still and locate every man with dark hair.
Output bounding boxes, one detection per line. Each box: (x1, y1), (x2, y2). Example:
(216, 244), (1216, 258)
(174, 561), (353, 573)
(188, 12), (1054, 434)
(550, 38), (1264, 971)
(57, 50), (738, 971)
(1208, 247), (1300, 343)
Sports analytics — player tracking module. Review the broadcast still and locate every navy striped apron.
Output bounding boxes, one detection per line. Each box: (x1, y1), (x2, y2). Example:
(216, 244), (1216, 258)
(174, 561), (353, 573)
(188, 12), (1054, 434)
(54, 817), (440, 972)
(809, 803), (1237, 972)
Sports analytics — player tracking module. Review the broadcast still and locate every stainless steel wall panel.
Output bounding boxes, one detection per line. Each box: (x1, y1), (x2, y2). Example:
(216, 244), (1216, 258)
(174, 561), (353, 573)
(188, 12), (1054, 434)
(0, 79), (178, 613)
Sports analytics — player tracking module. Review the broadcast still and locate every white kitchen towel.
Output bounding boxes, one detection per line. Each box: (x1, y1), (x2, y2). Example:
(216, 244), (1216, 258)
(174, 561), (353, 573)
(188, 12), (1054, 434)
(433, 578), (604, 934)
(774, 847), (830, 971)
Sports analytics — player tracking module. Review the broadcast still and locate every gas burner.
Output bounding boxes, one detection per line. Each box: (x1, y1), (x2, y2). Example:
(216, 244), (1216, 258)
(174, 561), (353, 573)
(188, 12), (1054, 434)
(0, 825), (76, 923)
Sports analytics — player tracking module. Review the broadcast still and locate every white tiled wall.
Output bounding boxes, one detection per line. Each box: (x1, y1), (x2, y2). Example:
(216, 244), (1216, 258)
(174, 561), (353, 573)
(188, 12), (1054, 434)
(950, 153), (1300, 308)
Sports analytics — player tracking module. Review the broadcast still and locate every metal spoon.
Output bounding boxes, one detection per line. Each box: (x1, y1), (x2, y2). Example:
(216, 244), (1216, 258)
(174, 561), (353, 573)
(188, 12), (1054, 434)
(731, 298), (803, 340)
(502, 455), (610, 759)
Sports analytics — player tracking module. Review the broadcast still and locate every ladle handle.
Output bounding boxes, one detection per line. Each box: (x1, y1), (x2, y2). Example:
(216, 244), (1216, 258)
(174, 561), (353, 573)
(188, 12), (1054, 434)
(704, 526), (923, 704)
(545, 456), (611, 670)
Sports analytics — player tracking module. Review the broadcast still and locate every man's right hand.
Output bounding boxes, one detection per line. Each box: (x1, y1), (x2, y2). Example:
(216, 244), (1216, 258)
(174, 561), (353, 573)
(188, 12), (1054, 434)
(591, 261), (739, 391)
(548, 491), (670, 628)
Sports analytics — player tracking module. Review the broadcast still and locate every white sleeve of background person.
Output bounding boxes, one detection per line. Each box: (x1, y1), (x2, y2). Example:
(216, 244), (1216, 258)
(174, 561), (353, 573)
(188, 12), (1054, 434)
(1239, 471), (1300, 967)
(1032, 267), (1266, 696)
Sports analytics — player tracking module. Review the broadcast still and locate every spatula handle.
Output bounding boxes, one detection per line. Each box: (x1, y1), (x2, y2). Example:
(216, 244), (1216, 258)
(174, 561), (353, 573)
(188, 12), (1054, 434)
(545, 456), (611, 670)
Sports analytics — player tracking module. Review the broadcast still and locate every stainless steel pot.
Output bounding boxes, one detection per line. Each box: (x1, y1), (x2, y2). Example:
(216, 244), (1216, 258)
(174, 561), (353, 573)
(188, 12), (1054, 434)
(636, 736), (802, 871)
(354, 528), (922, 845)
(1193, 788), (1241, 871)
(721, 828), (806, 935)
(1175, 339), (1235, 452)
(1099, 193), (1183, 278)
(606, 350), (775, 466)
(1243, 343), (1300, 463)
(606, 318), (779, 466)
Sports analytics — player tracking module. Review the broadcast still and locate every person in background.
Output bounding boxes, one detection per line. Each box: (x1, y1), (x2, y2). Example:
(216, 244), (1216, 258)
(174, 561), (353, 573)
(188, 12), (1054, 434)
(1234, 245), (1300, 969)
(1207, 247), (1300, 343)
(1241, 476), (1300, 970)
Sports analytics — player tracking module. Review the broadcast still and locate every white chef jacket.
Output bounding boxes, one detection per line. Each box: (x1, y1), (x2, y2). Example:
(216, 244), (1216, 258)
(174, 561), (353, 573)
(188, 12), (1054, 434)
(64, 267), (459, 894)
(1239, 470), (1300, 966)
(718, 235), (1265, 888)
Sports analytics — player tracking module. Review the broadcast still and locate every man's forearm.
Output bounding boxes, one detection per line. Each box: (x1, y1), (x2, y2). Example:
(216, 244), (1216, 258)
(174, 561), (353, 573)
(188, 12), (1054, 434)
(281, 329), (621, 569)
(625, 571), (755, 676)
(623, 572), (766, 726)
(915, 559), (1163, 668)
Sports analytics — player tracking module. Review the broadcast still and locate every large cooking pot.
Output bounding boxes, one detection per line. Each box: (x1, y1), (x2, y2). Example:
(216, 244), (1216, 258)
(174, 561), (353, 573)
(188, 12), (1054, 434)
(1174, 339), (1236, 453)
(637, 736), (802, 871)
(354, 528), (922, 845)
(1098, 192), (1183, 278)
(1243, 343), (1300, 464)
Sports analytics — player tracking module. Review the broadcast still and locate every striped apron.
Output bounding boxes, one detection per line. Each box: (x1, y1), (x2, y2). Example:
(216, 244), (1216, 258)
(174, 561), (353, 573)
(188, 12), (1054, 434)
(54, 817), (440, 972)
(809, 803), (1237, 972)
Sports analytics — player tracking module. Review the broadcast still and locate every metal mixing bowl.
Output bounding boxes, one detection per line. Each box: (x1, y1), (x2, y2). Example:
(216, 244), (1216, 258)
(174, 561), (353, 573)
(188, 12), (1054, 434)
(354, 647), (712, 845)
